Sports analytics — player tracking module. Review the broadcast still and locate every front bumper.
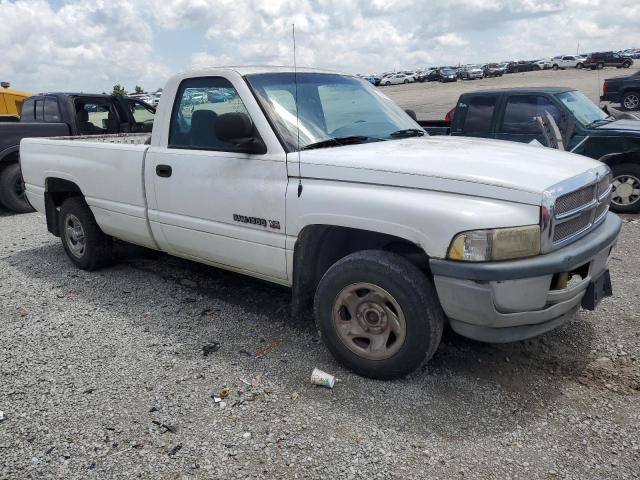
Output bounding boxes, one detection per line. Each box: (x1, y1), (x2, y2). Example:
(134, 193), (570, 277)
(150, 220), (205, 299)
(429, 213), (621, 343)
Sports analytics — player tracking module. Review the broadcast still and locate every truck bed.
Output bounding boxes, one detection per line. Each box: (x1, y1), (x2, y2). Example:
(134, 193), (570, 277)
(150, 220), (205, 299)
(20, 135), (156, 249)
(44, 133), (151, 145)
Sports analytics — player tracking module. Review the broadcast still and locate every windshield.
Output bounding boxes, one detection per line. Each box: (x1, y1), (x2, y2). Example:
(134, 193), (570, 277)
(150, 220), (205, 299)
(441, 69), (455, 74)
(245, 73), (423, 151)
(556, 90), (608, 126)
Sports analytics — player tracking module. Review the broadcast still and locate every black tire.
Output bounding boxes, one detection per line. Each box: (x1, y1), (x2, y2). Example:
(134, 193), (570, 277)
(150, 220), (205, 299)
(58, 197), (113, 270)
(610, 163), (640, 213)
(621, 91), (640, 111)
(552, 64), (559, 71)
(314, 250), (444, 379)
(622, 61), (631, 68)
(0, 163), (34, 213)
(403, 79), (408, 84)
(577, 63), (583, 69)
(597, 63), (604, 70)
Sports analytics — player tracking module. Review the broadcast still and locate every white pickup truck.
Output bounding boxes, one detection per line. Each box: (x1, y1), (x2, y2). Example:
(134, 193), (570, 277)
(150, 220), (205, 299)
(20, 67), (621, 379)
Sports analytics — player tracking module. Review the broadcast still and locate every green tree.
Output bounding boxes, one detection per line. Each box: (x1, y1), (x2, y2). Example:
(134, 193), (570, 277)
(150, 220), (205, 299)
(112, 84), (127, 96)
(134, 85), (144, 94)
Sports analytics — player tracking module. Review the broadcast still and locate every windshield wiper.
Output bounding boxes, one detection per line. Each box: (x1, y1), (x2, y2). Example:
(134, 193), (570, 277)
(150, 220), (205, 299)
(586, 118), (612, 128)
(301, 136), (376, 151)
(388, 128), (426, 138)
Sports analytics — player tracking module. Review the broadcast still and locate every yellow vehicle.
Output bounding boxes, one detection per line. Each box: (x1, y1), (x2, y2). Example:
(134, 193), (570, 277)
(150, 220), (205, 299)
(0, 82), (31, 117)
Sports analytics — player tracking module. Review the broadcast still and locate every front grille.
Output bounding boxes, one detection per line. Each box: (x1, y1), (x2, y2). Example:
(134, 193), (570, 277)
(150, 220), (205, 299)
(550, 172), (612, 247)
(553, 211), (592, 242)
(555, 185), (596, 215)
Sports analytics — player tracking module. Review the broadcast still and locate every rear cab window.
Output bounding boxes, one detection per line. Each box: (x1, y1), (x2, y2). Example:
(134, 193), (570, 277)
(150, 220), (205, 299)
(455, 95), (498, 135)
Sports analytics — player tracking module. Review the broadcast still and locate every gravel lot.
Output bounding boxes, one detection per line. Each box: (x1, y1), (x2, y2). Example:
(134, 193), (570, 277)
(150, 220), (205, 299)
(384, 65), (640, 119)
(1, 67), (640, 479)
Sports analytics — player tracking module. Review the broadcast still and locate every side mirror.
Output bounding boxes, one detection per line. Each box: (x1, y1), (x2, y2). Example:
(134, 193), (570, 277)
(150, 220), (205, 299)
(215, 112), (266, 154)
(405, 109), (417, 121)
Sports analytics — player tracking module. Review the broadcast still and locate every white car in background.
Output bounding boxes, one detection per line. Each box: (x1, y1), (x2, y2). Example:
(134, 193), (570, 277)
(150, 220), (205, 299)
(551, 55), (587, 70)
(534, 59), (552, 70)
(380, 73), (414, 86)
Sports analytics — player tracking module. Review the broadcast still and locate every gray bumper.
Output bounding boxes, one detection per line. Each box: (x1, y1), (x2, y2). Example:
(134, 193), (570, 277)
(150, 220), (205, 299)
(430, 213), (621, 343)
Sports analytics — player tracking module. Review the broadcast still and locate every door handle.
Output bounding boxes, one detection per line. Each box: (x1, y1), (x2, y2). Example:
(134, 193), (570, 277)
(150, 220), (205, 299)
(156, 165), (172, 177)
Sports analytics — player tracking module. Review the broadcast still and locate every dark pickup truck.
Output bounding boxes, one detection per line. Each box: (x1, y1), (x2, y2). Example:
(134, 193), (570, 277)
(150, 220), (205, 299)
(0, 93), (155, 212)
(418, 87), (640, 212)
(602, 71), (640, 111)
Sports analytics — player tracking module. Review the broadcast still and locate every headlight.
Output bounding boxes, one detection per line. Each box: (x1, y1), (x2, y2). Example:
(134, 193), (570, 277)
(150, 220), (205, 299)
(447, 225), (541, 262)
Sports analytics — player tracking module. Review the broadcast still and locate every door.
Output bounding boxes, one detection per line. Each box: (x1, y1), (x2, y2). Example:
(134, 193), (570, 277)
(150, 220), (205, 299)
(145, 76), (289, 281)
(494, 94), (563, 145)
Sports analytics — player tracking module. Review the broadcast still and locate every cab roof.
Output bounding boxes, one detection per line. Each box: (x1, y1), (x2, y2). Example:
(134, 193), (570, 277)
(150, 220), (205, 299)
(461, 87), (575, 96)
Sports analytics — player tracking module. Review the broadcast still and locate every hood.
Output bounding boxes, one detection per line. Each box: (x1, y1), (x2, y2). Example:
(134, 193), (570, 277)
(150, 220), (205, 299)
(294, 136), (602, 205)
(595, 119), (640, 133)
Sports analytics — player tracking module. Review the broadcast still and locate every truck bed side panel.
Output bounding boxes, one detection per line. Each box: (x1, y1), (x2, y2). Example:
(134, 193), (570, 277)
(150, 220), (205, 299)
(21, 138), (156, 249)
(0, 122), (70, 160)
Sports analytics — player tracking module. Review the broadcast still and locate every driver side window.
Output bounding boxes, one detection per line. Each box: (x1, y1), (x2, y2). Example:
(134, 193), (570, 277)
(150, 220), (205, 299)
(169, 76), (250, 152)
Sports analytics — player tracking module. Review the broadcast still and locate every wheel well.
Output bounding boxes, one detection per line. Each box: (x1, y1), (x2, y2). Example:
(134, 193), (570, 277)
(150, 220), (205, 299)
(0, 151), (19, 171)
(600, 151), (640, 168)
(44, 178), (84, 236)
(290, 225), (429, 319)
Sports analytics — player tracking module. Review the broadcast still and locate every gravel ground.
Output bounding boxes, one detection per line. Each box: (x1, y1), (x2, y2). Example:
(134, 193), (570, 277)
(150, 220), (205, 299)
(0, 203), (639, 479)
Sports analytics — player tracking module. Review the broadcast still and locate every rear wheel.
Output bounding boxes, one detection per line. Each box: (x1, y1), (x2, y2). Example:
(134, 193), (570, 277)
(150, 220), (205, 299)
(610, 164), (640, 213)
(622, 61), (631, 68)
(314, 250), (444, 379)
(552, 64), (559, 71)
(597, 63), (604, 70)
(621, 91), (640, 111)
(0, 163), (34, 213)
(58, 197), (113, 270)
(577, 63), (583, 69)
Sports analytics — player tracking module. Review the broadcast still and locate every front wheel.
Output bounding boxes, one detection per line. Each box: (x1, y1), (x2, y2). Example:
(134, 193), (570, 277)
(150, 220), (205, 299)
(552, 64), (559, 70)
(597, 63), (604, 70)
(621, 91), (640, 111)
(403, 79), (408, 84)
(314, 250), (444, 379)
(622, 61), (631, 68)
(610, 164), (640, 213)
(59, 197), (113, 270)
(577, 63), (583, 69)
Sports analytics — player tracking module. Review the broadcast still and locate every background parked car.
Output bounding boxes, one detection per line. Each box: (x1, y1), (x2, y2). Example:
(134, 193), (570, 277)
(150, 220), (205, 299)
(551, 55), (586, 70)
(533, 59), (552, 70)
(483, 63), (505, 77)
(427, 68), (458, 82)
(458, 65), (484, 80)
(602, 70), (640, 111)
(380, 73), (413, 86)
(506, 61), (536, 73)
(584, 52), (633, 69)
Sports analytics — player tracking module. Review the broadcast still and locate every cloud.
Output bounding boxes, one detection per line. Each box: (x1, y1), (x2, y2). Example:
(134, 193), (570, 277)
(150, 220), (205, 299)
(0, 0), (171, 93)
(0, 0), (638, 93)
(434, 33), (468, 47)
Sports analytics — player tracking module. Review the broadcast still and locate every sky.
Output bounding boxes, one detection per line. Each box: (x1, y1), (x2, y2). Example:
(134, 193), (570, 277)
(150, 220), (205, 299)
(1, 0), (638, 94)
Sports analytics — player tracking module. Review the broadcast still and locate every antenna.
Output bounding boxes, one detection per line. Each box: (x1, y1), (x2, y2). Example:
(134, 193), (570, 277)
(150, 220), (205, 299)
(293, 24), (303, 198)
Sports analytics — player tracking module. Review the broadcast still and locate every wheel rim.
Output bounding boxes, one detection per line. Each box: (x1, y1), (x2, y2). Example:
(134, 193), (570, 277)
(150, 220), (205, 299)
(623, 94), (639, 110)
(332, 282), (407, 360)
(64, 214), (87, 258)
(611, 174), (640, 206)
